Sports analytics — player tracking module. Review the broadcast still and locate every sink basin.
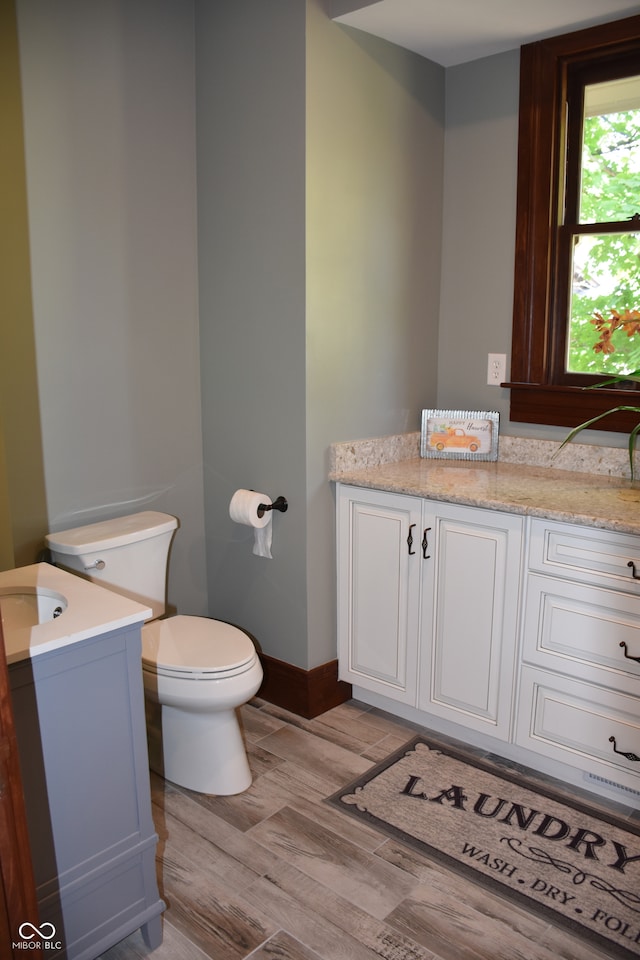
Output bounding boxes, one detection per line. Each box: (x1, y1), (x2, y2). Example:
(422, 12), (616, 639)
(0, 588), (67, 631)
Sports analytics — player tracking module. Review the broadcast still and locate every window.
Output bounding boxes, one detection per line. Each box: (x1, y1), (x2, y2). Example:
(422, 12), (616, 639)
(509, 15), (640, 432)
(565, 68), (640, 376)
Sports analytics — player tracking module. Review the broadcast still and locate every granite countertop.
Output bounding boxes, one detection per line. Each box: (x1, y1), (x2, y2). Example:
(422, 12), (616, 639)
(329, 433), (640, 536)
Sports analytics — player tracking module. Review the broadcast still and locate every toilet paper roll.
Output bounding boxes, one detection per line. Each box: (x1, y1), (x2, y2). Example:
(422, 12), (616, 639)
(229, 489), (273, 558)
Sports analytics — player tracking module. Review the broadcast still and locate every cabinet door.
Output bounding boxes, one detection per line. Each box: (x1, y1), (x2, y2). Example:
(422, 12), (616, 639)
(337, 485), (421, 704)
(419, 502), (522, 739)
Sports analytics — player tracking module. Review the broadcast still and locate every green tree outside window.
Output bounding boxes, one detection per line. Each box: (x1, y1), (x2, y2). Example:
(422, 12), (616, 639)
(567, 90), (640, 375)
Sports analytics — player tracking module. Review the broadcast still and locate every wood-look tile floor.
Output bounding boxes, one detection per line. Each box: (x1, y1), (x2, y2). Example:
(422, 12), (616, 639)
(99, 698), (637, 960)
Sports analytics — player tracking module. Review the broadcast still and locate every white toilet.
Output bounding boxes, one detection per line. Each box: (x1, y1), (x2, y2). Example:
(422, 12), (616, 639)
(45, 511), (263, 796)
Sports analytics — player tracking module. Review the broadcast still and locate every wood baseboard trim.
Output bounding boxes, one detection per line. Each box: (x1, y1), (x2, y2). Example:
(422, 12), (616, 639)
(257, 655), (352, 719)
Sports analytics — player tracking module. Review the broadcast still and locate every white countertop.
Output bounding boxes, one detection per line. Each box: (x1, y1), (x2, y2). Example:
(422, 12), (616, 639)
(0, 562), (151, 664)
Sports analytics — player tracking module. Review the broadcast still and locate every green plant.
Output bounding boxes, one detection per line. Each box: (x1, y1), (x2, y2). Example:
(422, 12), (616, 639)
(558, 306), (640, 478)
(557, 369), (640, 479)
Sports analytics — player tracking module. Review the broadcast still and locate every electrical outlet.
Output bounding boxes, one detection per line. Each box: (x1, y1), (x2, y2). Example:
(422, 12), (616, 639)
(487, 353), (507, 386)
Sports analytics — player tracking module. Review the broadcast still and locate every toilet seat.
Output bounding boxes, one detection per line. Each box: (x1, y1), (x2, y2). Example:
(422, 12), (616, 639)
(142, 615), (257, 680)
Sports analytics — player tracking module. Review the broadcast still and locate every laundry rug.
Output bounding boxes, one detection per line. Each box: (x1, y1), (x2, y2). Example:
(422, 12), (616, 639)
(326, 735), (640, 959)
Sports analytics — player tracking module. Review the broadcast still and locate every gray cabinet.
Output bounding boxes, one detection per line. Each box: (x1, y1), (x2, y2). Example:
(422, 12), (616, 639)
(9, 623), (164, 959)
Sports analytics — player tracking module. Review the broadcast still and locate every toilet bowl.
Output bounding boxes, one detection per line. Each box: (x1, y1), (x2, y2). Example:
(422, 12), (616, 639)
(45, 511), (263, 796)
(142, 615), (263, 794)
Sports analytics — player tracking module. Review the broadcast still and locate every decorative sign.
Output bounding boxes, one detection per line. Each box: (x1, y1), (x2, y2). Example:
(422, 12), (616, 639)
(421, 409), (499, 461)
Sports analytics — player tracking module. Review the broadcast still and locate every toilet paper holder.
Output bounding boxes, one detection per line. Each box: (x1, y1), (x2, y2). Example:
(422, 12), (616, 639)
(257, 495), (288, 518)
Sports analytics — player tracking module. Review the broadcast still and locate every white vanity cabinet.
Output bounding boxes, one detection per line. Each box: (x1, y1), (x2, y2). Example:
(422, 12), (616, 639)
(515, 519), (640, 792)
(336, 484), (523, 735)
(334, 449), (640, 803)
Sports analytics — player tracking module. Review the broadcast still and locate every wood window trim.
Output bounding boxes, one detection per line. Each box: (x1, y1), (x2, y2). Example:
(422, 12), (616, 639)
(507, 14), (640, 433)
(0, 617), (39, 944)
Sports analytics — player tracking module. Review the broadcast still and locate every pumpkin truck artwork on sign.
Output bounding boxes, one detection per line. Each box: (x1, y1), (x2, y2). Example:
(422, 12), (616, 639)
(421, 409), (499, 461)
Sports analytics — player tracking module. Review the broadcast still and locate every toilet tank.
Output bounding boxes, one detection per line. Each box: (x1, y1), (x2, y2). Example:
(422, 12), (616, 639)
(45, 511), (178, 620)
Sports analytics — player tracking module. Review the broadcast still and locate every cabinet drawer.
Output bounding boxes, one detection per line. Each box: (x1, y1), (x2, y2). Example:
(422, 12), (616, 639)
(522, 573), (640, 695)
(529, 519), (640, 593)
(516, 666), (640, 790)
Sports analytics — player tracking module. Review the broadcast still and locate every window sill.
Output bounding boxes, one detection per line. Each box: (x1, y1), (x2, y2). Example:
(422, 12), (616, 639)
(505, 382), (640, 432)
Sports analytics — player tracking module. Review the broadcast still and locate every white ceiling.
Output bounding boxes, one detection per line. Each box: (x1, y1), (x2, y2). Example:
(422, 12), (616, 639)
(332, 0), (640, 67)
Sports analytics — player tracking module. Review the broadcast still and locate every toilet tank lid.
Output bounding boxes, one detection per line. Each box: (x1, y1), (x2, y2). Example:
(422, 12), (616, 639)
(45, 511), (178, 555)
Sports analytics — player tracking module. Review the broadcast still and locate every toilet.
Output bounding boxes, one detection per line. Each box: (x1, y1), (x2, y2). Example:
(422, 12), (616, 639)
(45, 511), (263, 796)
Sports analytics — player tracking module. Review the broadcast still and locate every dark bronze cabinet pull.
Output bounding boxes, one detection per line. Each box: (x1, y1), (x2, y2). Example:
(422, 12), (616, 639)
(609, 736), (640, 762)
(407, 524), (416, 555)
(422, 527), (431, 559)
(620, 641), (640, 664)
(627, 560), (640, 580)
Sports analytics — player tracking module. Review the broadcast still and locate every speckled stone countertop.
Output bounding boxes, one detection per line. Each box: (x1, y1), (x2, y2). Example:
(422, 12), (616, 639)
(329, 433), (640, 535)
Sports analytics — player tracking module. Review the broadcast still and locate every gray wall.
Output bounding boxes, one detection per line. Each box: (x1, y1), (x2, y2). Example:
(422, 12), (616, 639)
(195, 0), (309, 665)
(16, 0), (208, 615)
(305, 3), (444, 666)
(437, 51), (519, 421)
(195, 0), (444, 668)
(0, 0), (48, 570)
(14, 0), (598, 675)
